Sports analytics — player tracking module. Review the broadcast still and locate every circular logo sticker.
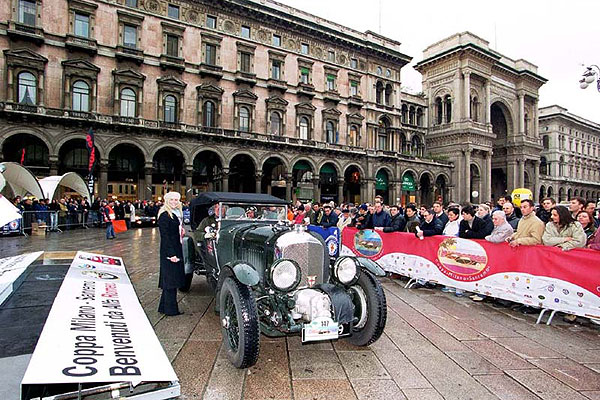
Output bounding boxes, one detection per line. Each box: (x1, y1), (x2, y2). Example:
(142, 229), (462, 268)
(437, 237), (489, 281)
(353, 230), (383, 257)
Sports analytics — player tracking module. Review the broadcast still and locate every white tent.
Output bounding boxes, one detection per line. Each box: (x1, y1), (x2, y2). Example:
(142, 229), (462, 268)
(0, 162), (44, 199)
(39, 173), (91, 202)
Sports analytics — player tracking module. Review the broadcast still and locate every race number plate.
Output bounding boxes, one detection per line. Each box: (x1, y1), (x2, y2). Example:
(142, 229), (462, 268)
(302, 317), (339, 343)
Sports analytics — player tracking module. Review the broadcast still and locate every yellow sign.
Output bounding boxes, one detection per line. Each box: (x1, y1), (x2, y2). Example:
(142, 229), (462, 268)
(511, 188), (533, 207)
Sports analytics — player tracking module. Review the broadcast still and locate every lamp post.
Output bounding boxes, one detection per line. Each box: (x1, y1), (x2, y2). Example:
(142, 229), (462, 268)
(579, 65), (600, 92)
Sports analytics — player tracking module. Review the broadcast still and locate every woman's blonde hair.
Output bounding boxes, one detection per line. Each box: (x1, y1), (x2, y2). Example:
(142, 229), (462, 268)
(158, 195), (182, 219)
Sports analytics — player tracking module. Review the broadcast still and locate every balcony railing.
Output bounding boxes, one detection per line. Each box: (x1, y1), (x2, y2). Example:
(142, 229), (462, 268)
(115, 46), (144, 64)
(0, 101), (453, 165)
(65, 34), (98, 54)
(7, 21), (45, 44)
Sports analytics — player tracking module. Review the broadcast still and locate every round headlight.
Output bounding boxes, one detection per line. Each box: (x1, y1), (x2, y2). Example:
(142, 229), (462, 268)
(333, 257), (360, 285)
(270, 259), (301, 292)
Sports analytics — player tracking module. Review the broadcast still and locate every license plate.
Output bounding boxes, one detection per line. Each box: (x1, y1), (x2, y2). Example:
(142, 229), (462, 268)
(302, 317), (339, 343)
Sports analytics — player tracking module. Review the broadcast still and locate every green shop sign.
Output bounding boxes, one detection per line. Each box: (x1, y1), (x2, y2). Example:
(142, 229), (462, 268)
(401, 173), (416, 191)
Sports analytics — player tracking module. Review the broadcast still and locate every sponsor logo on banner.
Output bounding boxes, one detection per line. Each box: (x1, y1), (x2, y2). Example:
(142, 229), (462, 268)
(353, 230), (383, 257)
(436, 237), (490, 281)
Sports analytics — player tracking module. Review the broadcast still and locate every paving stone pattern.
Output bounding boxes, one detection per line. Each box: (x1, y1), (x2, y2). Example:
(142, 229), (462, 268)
(3, 228), (600, 399)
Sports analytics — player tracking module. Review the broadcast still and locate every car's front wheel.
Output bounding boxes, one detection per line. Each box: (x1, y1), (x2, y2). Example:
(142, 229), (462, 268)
(346, 269), (387, 346)
(219, 277), (260, 368)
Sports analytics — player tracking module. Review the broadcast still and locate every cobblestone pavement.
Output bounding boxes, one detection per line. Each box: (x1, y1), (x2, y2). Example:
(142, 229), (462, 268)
(3, 228), (600, 399)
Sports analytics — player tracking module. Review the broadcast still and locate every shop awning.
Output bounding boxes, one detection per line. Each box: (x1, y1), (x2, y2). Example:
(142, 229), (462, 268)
(401, 172), (416, 192)
(376, 170), (388, 190)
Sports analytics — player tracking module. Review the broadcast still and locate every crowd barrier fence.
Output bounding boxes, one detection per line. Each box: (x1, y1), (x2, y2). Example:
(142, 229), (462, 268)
(340, 228), (600, 325)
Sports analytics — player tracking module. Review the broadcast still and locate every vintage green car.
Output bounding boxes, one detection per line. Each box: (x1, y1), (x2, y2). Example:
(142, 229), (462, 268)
(182, 192), (387, 368)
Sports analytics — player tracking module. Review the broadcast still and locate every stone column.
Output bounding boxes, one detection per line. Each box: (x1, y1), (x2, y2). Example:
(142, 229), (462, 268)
(285, 173), (292, 202)
(518, 92), (525, 136)
(533, 98), (539, 139)
(518, 159), (525, 188)
(485, 151), (492, 202)
(312, 177), (320, 202)
(255, 173), (262, 194)
(506, 160), (517, 193)
(338, 181), (344, 204)
(485, 79), (491, 125)
(99, 160), (109, 200)
(367, 178), (375, 203)
(464, 71), (471, 120)
(533, 160), (540, 200)
(144, 164), (153, 200)
(48, 155), (59, 176)
(464, 149), (471, 202)
(185, 165), (193, 200)
(221, 167), (229, 192)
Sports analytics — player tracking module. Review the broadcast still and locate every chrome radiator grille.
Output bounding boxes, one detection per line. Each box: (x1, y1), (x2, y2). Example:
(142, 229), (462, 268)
(276, 231), (325, 286)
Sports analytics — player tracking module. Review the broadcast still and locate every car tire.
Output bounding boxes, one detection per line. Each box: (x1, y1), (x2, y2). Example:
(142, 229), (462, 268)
(219, 277), (260, 368)
(179, 273), (193, 293)
(346, 269), (387, 347)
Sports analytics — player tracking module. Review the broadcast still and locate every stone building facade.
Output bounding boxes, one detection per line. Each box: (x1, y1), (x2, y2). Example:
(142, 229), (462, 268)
(0, 0), (451, 205)
(415, 32), (547, 204)
(538, 105), (600, 202)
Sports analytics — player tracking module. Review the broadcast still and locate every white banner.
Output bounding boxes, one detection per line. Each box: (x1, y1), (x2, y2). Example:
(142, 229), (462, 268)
(0, 251), (43, 305)
(22, 251), (178, 385)
(0, 194), (22, 229)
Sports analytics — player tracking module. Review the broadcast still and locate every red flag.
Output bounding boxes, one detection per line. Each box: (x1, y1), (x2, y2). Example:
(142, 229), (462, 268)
(85, 128), (95, 173)
(20, 148), (26, 165)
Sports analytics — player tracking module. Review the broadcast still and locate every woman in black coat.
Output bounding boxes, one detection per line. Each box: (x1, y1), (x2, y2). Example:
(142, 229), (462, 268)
(157, 191), (186, 316)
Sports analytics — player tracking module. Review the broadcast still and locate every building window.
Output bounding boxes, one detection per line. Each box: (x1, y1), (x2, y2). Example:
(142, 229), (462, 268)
(239, 106), (250, 132)
(376, 66), (382, 75)
(271, 111), (281, 135)
(326, 121), (336, 143)
(205, 43), (216, 65)
(376, 81), (383, 104)
(241, 25), (250, 38)
(72, 80), (90, 111)
(326, 74), (335, 91)
(299, 116), (309, 140)
(543, 135), (550, 150)
(74, 13), (90, 37)
(125, 0), (137, 7)
(240, 52), (251, 73)
(350, 81), (358, 97)
(301, 43), (309, 55)
(384, 84), (392, 106)
(272, 34), (281, 47)
(203, 100), (215, 127)
(271, 60), (281, 80)
(18, 72), (37, 105)
(120, 88), (136, 117)
(300, 67), (310, 84)
(409, 106), (415, 125)
(444, 95), (452, 123)
(435, 97), (443, 124)
(378, 134), (387, 151)
(328, 50), (335, 62)
(349, 125), (359, 146)
(18, 0), (36, 26)
(206, 15), (216, 29)
(164, 95), (177, 122)
(166, 34), (178, 57)
(123, 24), (137, 48)
(350, 58), (357, 69)
(167, 4), (179, 19)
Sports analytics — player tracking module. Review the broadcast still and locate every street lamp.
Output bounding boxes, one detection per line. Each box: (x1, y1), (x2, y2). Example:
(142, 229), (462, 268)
(579, 65), (600, 91)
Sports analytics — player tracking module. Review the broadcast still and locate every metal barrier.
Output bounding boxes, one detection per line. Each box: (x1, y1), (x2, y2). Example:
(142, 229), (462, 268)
(15, 210), (101, 235)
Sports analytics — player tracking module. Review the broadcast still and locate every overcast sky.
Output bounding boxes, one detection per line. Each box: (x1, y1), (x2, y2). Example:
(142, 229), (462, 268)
(276, 0), (600, 123)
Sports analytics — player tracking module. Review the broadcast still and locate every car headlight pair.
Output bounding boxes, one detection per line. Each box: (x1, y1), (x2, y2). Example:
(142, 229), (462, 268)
(269, 259), (301, 292)
(332, 257), (361, 285)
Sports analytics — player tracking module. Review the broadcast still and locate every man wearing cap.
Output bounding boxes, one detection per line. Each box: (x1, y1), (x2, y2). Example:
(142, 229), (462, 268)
(337, 208), (353, 230)
(320, 204), (339, 228)
(353, 204), (373, 230)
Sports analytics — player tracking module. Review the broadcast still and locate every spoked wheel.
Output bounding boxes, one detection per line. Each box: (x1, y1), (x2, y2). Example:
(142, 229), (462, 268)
(346, 269), (387, 346)
(219, 277), (260, 368)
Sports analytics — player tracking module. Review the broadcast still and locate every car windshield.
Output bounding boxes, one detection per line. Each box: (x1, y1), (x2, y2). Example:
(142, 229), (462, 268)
(217, 202), (287, 221)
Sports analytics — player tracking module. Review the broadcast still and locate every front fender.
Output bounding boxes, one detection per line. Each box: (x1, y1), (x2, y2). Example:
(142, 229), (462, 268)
(224, 261), (260, 287)
(356, 257), (386, 277)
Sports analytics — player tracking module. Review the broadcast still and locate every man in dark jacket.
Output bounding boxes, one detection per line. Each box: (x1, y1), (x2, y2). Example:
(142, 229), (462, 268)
(353, 204), (372, 230)
(416, 208), (444, 238)
(502, 202), (520, 231)
(320, 204), (339, 228)
(433, 201), (449, 228)
(403, 204), (420, 233)
(378, 205), (405, 232)
(459, 205), (493, 239)
(371, 202), (391, 228)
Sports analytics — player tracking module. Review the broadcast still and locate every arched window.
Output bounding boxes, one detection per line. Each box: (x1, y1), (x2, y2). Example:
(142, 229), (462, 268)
(411, 135), (421, 156)
(471, 96), (478, 121)
(239, 106), (250, 132)
(376, 81), (383, 105)
(559, 156), (565, 176)
(120, 88), (136, 117)
(270, 111), (282, 135)
(349, 125), (358, 147)
(72, 80), (90, 112)
(435, 97), (443, 125)
(384, 84), (392, 106)
(203, 100), (215, 127)
(540, 156), (548, 175)
(409, 106), (415, 125)
(326, 121), (335, 143)
(401, 104), (408, 124)
(444, 95), (452, 123)
(299, 116), (309, 140)
(400, 132), (407, 153)
(164, 95), (177, 123)
(542, 135), (550, 150)
(417, 108), (423, 126)
(18, 72), (36, 105)
(377, 118), (389, 151)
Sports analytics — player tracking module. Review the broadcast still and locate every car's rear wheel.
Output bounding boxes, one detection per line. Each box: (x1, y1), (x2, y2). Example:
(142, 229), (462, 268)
(346, 269), (387, 346)
(219, 277), (260, 368)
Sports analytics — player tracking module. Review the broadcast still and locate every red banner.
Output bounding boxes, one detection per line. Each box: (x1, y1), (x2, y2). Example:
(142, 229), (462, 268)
(341, 228), (600, 319)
